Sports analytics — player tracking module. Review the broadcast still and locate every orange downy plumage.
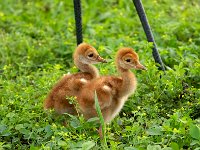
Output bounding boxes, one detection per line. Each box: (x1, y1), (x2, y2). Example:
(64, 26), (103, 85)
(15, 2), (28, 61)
(77, 47), (146, 123)
(43, 43), (106, 114)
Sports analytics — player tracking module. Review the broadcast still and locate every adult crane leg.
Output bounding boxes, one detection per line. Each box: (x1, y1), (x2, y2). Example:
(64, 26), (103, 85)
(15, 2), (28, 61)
(132, 0), (165, 71)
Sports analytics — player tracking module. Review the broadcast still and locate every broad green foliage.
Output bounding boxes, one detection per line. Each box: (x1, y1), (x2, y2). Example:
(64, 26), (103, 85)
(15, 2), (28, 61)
(0, 0), (200, 149)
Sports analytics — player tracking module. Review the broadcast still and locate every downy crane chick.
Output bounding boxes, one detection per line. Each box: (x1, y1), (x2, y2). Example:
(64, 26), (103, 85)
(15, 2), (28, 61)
(44, 43), (107, 114)
(77, 47), (146, 123)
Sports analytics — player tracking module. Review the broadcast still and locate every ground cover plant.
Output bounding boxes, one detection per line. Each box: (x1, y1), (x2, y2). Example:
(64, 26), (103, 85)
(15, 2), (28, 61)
(0, 0), (200, 149)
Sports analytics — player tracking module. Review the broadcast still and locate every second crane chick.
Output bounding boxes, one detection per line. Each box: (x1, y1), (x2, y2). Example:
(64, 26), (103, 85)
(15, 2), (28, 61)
(77, 47), (146, 123)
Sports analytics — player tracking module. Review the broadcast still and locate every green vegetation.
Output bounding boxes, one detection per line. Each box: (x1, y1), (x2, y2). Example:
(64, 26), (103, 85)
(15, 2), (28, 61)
(0, 0), (200, 149)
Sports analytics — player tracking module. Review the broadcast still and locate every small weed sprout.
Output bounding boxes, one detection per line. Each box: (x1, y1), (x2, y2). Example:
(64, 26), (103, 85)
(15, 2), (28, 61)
(67, 96), (80, 115)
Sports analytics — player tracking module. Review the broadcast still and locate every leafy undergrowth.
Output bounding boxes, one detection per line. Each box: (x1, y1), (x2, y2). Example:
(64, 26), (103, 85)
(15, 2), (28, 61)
(0, 0), (200, 149)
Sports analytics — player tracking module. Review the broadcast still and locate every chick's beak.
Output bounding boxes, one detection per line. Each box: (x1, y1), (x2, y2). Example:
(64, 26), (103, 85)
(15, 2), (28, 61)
(96, 55), (107, 63)
(135, 63), (147, 70)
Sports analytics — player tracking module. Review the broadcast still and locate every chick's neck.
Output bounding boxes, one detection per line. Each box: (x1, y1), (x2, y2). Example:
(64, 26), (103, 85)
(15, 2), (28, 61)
(74, 59), (99, 79)
(118, 67), (137, 97)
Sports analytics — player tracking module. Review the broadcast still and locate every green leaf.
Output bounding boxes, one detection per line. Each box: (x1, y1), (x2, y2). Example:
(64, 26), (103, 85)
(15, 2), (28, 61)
(170, 142), (179, 150)
(57, 140), (67, 147)
(147, 126), (162, 135)
(162, 147), (172, 150)
(29, 144), (40, 150)
(44, 125), (52, 138)
(70, 119), (80, 129)
(147, 145), (162, 150)
(190, 140), (200, 146)
(82, 141), (95, 150)
(0, 124), (7, 133)
(15, 124), (24, 130)
(19, 128), (30, 135)
(124, 147), (138, 150)
(0, 124), (10, 137)
(87, 117), (99, 123)
(189, 124), (200, 140)
(6, 112), (15, 118)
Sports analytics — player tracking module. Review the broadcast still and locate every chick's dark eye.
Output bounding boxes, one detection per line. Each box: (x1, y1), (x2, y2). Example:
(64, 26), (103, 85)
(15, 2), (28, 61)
(126, 59), (131, 62)
(88, 53), (94, 57)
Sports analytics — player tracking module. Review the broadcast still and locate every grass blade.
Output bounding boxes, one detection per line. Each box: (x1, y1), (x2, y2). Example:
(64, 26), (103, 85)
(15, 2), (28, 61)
(94, 91), (108, 148)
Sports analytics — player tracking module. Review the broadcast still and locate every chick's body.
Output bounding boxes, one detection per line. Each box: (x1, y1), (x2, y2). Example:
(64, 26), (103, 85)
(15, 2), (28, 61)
(78, 74), (136, 122)
(45, 72), (93, 114)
